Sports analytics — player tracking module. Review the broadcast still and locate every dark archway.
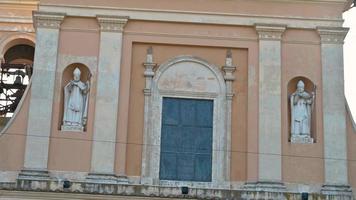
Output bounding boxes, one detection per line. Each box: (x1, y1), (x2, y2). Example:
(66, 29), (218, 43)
(0, 44), (35, 117)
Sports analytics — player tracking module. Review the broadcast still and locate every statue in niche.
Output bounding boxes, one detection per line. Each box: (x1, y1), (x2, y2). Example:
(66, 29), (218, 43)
(61, 67), (90, 131)
(290, 80), (315, 143)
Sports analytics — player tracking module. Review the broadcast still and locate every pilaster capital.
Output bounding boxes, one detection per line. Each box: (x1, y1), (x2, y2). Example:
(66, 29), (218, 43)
(255, 24), (286, 41)
(33, 11), (65, 29)
(317, 27), (349, 44)
(97, 15), (129, 33)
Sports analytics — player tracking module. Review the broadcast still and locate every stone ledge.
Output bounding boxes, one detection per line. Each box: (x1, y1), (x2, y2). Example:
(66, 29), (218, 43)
(0, 179), (354, 200)
(321, 184), (353, 199)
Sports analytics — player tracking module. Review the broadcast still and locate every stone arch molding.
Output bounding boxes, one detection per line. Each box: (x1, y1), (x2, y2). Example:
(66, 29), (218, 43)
(0, 33), (35, 61)
(141, 55), (230, 186)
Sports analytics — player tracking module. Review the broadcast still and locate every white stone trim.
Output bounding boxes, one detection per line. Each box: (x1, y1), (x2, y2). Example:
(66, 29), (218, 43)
(0, 171), (19, 182)
(318, 27), (349, 185)
(0, 26), (35, 33)
(0, 0), (38, 6)
(317, 27), (349, 44)
(33, 11), (65, 29)
(0, 32), (35, 57)
(141, 55), (229, 185)
(0, 16), (33, 23)
(39, 4), (343, 29)
(23, 13), (63, 172)
(96, 15), (128, 33)
(89, 17), (127, 177)
(255, 24), (286, 40)
(256, 24), (285, 182)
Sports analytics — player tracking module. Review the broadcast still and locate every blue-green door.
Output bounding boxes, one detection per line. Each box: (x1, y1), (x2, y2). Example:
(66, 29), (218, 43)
(159, 97), (213, 182)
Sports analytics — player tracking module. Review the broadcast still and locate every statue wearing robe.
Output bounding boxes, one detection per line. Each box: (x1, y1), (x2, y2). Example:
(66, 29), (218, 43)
(290, 80), (315, 143)
(62, 68), (89, 131)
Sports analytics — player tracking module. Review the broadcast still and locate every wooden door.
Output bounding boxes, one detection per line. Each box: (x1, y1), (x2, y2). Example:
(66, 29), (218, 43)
(159, 97), (213, 182)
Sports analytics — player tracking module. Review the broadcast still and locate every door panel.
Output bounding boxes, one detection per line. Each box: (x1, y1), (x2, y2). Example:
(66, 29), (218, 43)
(159, 97), (213, 182)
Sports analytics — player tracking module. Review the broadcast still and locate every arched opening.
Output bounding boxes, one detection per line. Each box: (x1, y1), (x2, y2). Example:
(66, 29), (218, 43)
(59, 63), (91, 132)
(287, 76), (316, 143)
(0, 43), (35, 125)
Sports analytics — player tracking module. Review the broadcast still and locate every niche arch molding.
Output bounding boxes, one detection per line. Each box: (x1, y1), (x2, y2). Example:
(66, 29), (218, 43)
(0, 33), (35, 61)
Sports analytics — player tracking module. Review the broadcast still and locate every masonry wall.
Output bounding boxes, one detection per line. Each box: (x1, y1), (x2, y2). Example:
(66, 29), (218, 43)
(0, 0), (354, 195)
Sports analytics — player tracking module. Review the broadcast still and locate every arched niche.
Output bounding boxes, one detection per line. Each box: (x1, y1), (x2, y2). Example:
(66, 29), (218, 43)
(58, 63), (91, 132)
(287, 76), (317, 142)
(141, 55), (229, 186)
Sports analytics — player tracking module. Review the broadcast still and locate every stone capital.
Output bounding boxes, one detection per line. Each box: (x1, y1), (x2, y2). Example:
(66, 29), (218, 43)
(97, 15), (128, 33)
(317, 27), (349, 44)
(33, 11), (65, 29)
(255, 24), (286, 41)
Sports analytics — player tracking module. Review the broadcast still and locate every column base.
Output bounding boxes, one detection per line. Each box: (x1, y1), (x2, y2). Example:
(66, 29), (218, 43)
(321, 184), (353, 200)
(17, 169), (50, 191)
(242, 181), (286, 200)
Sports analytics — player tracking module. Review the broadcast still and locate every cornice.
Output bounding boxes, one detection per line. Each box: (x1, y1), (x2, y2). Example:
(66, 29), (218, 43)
(0, 16), (33, 24)
(0, 0), (38, 6)
(253, 0), (349, 3)
(33, 11), (65, 29)
(39, 4), (343, 29)
(317, 26), (349, 44)
(96, 15), (128, 33)
(255, 24), (287, 40)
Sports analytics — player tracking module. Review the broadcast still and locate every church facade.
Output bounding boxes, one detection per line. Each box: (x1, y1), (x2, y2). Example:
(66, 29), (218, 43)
(0, 0), (355, 199)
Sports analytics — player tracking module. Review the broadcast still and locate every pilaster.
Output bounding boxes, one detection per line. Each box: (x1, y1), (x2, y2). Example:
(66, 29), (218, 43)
(141, 47), (157, 184)
(18, 11), (65, 186)
(255, 24), (286, 183)
(317, 27), (353, 199)
(222, 49), (236, 182)
(88, 15), (128, 184)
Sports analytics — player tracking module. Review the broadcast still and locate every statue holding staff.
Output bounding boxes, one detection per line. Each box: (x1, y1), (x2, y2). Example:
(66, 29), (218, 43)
(61, 67), (90, 131)
(290, 80), (315, 143)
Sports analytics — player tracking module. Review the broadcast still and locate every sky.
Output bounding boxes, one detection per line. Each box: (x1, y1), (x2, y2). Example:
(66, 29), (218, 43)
(343, 7), (356, 120)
